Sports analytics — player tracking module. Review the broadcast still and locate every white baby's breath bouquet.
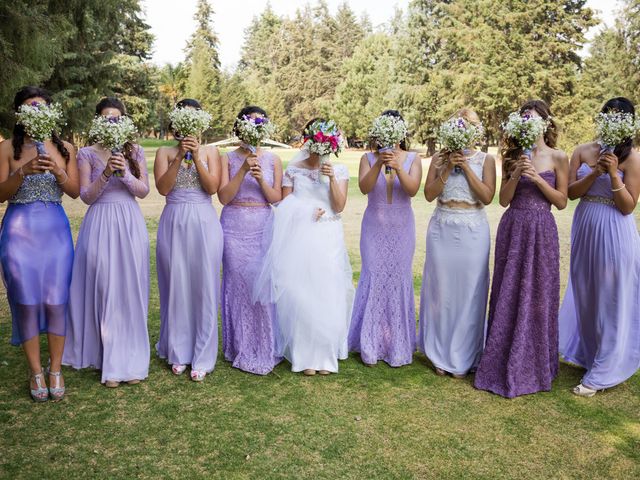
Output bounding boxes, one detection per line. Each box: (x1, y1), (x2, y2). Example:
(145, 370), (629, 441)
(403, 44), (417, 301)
(369, 115), (409, 173)
(502, 112), (549, 157)
(437, 117), (484, 173)
(15, 101), (65, 154)
(595, 111), (640, 152)
(235, 115), (276, 153)
(169, 107), (212, 164)
(88, 115), (137, 152)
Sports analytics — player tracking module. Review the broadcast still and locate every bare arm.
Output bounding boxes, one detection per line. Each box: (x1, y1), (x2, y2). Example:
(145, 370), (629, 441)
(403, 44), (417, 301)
(56, 142), (80, 199)
(602, 152), (640, 215)
(457, 153), (496, 205)
(567, 146), (602, 200)
(321, 163), (349, 213)
(193, 145), (220, 195)
(255, 155), (283, 203)
(0, 140), (26, 202)
(521, 151), (569, 210)
(154, 146), (182, 196)
(424, 153), (449, 202)
(499, 156), (528, 207)
(218, 152), (249, 204)
(358, 153), (382, 194)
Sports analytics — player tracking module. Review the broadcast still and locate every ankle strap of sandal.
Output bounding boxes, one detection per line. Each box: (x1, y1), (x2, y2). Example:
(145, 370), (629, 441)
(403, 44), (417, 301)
(48, 371), (62, 376)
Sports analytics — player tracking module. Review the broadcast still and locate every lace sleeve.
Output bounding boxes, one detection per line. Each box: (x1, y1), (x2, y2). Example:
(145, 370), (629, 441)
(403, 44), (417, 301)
(334, 164), (350, 182)
(79, 149), (109, 205)
(282, 167), (294, 188)
(120, 145), (150, 198)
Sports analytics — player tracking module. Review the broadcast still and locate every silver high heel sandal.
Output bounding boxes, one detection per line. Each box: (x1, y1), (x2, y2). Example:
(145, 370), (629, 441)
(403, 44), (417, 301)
(30, 371), (49, 402)
(47, 370), (65, 401)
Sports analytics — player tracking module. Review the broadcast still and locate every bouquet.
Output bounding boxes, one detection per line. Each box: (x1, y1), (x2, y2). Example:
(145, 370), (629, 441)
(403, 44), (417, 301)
(369, 115), (409, 173)
(169, 107), (212, 164)
(502, 112), (548, 159)
(15, 101), (64, 154)
(235, 115), (276, 153)
(303, 119), (345, 183)
(595, 111), (640, 153)
(437, 117), (484, 173)
(88, 115), (137, 176)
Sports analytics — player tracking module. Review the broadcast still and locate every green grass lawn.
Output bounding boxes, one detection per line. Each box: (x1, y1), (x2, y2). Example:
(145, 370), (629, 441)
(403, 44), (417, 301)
(0, 145), (638, 479)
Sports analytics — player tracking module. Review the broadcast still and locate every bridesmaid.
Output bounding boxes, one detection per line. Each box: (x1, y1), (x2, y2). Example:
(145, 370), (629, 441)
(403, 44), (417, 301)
(219, 106), (283, 375)
(63, 97), (150, 388)
(0, 86), (79, 401)
(348, 110), (422, 367)
(155, 98), (222, 382)
(474, 100), (568, 398)
(421, 108), (496, 378)
(559, 97), (640, 397)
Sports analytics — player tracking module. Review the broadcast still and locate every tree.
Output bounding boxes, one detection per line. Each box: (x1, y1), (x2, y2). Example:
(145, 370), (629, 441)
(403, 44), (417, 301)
(183, 0), (223, 137)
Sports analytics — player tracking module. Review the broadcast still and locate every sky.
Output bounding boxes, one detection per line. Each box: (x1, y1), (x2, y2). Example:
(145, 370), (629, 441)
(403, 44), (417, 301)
(142, 0), (622, 69)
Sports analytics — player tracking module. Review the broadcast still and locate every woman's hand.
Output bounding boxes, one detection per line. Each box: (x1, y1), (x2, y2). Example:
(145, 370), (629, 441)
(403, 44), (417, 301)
(181, 136), (201, 161)
(521, 163), (543, 185)
(104, 152), (127, 177)
(510, 156), (529, 180)
(381, 150), (400, 171)
(249, 162), (263, 183)
(314, 207), (325, 221)
(598, 152), (619, 176)
(21, 154), (49, 175)
(320, 161), (335, 179)
(448, 151), (466, 171)
(241, 153), (258, 174)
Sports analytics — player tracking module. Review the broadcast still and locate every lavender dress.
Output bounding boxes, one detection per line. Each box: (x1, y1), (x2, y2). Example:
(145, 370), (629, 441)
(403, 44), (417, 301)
(474, 171), (559, 398)
(156, 159), (223, 373)
(221, 150), (280, 375)
(0, 173), (73, 345)
(559, 164), (640, 389)
(63, 146), (150, 383)
(348, 152), (417, 366)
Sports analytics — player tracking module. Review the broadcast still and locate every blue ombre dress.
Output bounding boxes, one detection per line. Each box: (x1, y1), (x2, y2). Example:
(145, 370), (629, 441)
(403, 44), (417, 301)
(559, 163), (640, 389)
(0, 172), (74, 345)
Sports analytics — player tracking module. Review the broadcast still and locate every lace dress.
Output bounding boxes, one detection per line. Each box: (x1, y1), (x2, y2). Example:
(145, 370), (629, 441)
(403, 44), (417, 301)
(156, 158), (223, 374)
(0, 172), (73, 345)
(348, 152), (417, 366)
(419, 151), (490, 375)
(474, 170), (559, 398)
(220, 150), (281, 375)
(559, 163), (640, 389)
(63, 146), (150, 383)
(254, 162), (354, 372)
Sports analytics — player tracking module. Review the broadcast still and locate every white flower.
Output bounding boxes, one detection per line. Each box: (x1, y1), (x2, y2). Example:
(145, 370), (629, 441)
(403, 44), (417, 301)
(595, 111), (640, 148)
(235, 115), (276, 148)
(15, 102), (64, 143)
(437, 117), (484, 152)
(169, 107), (212, 137)
(369, 115), (408, 149)
(88, 115), (137, 151)
(502, 112), (548, 150)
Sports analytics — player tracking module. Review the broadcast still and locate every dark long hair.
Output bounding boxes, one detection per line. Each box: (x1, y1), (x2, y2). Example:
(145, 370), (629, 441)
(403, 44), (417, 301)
(302, 117), (326, 141)
(601, 97), (635, 164)
(95, 97), (140, 178)
(501, 99), (559, 176)
(233, 105), (268, 138)
(374, 109), (409, 151)
(12, 86), (70, 162)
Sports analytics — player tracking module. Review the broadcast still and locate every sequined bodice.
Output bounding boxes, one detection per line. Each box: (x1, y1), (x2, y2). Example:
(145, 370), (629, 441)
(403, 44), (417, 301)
(439, 152), (485, 205)
(367, 152), (415, 206)
(173, 161), (207, 191)
(510, 170), (556, 211)
(228, 150), (274, 202)
(577, 163), (623, 199)
(9, 172), (62, 204)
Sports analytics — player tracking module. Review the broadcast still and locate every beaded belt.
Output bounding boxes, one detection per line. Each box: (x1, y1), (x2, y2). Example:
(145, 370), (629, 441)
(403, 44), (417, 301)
(582, 195), (615, 207)
(229, 201), (270, 208)
(317, 213), (341, 223)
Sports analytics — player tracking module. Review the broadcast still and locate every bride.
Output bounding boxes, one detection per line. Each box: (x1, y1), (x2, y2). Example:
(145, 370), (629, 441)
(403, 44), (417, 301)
(254, 118), (354, 375)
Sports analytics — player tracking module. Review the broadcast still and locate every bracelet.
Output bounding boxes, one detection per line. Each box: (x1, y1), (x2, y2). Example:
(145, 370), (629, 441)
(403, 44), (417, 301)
(102, 170), (111, 181)
(56, 170), (69, 185)
(611, 183), (626, 193)
(438, 174), (447, 185)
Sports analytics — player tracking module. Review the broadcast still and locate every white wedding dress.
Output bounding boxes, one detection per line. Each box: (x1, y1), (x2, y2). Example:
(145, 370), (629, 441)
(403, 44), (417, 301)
(254, 162), (354, 372)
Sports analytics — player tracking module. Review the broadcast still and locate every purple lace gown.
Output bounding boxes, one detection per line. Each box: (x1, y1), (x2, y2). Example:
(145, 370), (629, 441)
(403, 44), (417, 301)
(348, 152), (417, 366)
(156, 159), (223, 373)
(63, 146), (150, 383)
(474, 171), (559, 398)
(220, 150), (281, 375)
(559, 164), (640, 389)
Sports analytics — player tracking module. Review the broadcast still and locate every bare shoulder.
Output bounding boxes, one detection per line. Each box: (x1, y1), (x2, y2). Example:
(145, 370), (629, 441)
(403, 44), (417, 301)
(484, 152), (496, 163)
(62, 140), (76, 153)
(0, 139), (12, 155)
(552, 148), (569, 164)
(623, 149), (640, 173)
